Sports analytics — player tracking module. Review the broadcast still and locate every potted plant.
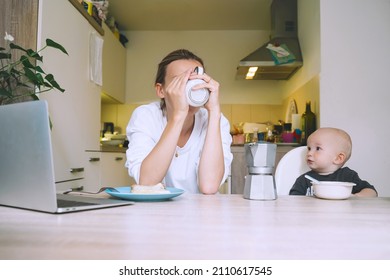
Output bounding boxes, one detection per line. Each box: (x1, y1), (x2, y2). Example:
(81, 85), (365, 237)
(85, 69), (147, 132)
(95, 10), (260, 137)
(0, 32), (68, 105)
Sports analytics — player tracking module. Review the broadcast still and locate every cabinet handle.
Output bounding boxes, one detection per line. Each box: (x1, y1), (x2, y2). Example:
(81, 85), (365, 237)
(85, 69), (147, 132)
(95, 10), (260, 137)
(89, 157), (100, 162)
(115, 157), (123, 161)
(70, 167), (84, 173)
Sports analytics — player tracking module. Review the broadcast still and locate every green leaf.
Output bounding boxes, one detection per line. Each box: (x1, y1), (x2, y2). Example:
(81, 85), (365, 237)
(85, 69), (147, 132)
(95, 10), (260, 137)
(20, 55), (35, 69)
(35, 65), (46, 74)
(30, 94), (40, 101)
(46, 39), (68, 55)
(45, 74), (65, 92)
(35, 72), (45, 84)
(26, 49), (42, 61)
(10, 43), (27, 52)
(23, 67), (39, 83)
(0, 53), (11, 59)
(0, 88), (12, 97)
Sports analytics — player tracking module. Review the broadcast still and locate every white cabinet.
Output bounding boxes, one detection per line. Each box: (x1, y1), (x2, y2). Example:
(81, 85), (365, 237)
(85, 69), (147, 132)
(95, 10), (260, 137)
(38, 0), (101, 186)
(230, 146), (247, 194)
(84, 151), (135, 191)
(101, 152), (133, 187)
(102, 23), (126, 103)
(84, 152), (101, 191)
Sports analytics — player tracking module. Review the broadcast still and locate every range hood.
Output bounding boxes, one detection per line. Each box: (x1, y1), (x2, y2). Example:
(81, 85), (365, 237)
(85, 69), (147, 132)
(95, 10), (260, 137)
(236, 0), (303, 80)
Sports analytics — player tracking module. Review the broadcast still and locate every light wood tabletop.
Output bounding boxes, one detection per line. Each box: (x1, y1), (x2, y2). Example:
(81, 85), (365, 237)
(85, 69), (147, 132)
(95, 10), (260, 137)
(0, 194), (389, 260)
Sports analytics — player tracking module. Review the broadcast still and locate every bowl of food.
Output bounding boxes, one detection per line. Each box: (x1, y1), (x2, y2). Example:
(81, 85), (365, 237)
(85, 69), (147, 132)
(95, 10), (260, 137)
(312, 181), (355, 200)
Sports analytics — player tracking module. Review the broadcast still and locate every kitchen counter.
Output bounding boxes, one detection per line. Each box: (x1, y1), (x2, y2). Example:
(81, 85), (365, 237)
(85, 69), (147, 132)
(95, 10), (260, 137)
(89, 143), (298, 153)
(86, 146), (127, 153)
(231, 142), (301, 147)
(1, 194), (389, 260)
(92, 143), (299, 152)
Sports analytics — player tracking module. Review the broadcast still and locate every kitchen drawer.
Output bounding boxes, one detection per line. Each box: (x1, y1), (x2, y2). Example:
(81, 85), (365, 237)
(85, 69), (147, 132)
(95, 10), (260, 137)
(55, 178), (85, 192)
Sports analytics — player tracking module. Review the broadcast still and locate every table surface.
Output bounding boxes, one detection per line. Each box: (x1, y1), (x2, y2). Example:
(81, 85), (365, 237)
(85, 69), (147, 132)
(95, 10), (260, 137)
(1, 194), (389, 260)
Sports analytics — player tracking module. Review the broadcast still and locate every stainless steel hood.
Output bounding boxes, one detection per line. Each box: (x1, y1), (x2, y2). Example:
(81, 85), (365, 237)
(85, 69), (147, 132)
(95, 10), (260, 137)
(236, 0), (303, 80)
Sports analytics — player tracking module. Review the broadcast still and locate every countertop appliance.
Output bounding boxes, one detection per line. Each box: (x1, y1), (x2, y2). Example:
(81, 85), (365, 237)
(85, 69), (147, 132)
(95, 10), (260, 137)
(102, 122), (114, 135)
(243, 142), (277, 200)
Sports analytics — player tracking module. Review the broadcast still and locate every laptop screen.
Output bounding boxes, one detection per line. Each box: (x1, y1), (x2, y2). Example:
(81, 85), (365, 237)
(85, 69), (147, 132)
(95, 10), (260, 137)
(0, 101), (61, 212)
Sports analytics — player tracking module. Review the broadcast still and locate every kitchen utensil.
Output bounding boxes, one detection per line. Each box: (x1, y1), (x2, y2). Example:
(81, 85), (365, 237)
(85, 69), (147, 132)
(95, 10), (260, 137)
(63, 187), (119, 195)
(304, 174), (320, 184)
(243, 142), (277, 200)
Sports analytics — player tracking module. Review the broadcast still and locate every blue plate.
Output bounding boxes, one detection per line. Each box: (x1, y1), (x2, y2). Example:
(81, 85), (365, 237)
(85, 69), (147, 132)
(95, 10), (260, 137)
(105, 186), (184, 201)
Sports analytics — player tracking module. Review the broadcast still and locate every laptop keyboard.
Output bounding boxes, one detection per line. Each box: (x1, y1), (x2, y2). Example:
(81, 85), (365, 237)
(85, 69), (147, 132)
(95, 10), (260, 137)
(57, 199), (98, 208)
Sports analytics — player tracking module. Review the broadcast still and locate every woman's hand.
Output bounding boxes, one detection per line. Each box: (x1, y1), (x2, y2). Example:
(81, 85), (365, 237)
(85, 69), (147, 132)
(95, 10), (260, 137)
(189, 70), (221, 113)
(163, 69), (192, 119)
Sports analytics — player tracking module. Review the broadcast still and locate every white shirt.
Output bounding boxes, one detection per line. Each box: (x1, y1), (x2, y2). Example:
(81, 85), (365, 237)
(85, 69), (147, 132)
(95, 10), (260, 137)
(125, 102), (233, 193)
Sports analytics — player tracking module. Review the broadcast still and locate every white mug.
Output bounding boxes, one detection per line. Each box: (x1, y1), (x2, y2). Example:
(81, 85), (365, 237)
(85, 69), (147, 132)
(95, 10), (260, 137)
(185, 66), (209, 107)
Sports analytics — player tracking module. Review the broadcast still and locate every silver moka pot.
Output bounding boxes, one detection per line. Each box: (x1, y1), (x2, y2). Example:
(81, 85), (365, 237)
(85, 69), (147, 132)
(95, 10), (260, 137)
(243, 142), (277, 200)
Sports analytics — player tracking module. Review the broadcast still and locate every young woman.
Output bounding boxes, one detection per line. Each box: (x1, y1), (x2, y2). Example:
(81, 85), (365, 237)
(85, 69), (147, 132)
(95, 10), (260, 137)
(125, 49), (233, 194)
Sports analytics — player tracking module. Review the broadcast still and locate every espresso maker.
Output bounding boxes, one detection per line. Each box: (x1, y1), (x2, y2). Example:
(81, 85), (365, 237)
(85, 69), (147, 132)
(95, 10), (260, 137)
(243, 142), (277, 200)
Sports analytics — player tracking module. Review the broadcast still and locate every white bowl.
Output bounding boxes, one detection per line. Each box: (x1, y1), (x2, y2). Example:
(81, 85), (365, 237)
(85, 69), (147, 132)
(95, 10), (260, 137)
(312, 181), (355, 200)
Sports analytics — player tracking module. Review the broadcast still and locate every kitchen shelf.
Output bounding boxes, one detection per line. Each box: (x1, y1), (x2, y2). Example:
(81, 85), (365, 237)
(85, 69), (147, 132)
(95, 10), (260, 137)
(68, 0), (104, 36)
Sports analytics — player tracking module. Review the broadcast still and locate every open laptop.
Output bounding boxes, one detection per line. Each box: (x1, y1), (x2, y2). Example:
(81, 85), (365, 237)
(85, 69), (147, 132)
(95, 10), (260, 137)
(0, 100), (133, 213)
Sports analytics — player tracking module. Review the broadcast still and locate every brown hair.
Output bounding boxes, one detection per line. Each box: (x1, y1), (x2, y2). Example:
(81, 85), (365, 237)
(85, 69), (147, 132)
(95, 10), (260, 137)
(155, 49), (205, 111)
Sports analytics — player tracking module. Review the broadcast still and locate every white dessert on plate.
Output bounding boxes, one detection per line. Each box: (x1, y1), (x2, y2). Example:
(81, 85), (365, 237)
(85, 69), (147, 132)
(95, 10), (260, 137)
(131, 183), (170, 194)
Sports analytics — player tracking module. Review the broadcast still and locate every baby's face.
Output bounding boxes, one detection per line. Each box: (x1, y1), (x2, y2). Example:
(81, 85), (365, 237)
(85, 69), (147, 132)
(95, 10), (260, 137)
(306, 131), (341, 174)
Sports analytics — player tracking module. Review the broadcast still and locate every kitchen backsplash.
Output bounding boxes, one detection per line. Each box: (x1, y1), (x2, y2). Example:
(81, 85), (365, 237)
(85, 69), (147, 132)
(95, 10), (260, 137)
(101, 103), (285, 135)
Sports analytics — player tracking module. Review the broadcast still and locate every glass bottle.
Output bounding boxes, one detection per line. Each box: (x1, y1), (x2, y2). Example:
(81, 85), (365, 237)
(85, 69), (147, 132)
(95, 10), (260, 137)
(301, 101), (316, 145)
(252, 128), (258, 143)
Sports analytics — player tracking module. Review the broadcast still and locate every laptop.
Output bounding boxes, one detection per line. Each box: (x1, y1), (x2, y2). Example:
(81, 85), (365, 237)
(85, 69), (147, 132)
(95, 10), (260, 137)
(0, 100), (133, 213)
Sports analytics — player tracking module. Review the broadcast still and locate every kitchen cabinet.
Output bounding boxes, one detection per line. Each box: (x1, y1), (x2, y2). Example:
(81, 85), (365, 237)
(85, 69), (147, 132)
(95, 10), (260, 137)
(101, 23), (126, 103)
(37, 0), (101, 186)
(100, 152), (133, 187)
(1, 0), (98, 189)
(230, 146), (247, 194)
(230, 144), (298, 194)
(84, 151), (135, 191)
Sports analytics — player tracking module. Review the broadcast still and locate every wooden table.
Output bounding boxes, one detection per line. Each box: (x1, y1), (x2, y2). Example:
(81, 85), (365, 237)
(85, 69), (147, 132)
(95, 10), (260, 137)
(0, 194), (389, 260)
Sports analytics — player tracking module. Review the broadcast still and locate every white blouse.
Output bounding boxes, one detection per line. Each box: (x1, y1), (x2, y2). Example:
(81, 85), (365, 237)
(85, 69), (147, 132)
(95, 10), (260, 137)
(125, 102), (233, 193)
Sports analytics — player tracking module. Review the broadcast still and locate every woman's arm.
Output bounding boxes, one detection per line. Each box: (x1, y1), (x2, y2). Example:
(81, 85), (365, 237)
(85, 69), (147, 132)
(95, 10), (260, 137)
(198, 108), (225, 194)
(138, 70), (191, 186)
(197, 76), (226, 194)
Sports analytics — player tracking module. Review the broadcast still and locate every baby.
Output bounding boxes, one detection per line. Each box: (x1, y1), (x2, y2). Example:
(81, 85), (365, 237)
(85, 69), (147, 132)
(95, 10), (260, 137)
(289, 127), (377, 197)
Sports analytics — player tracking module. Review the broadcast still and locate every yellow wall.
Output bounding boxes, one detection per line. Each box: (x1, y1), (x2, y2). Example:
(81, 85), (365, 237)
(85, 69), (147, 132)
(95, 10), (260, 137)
(281, 75), (320, 125)
(123, 30), (284, 105)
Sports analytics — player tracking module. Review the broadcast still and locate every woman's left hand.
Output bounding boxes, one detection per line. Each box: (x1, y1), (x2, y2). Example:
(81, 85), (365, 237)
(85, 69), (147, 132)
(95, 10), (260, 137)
(189, 71), (220, 112)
